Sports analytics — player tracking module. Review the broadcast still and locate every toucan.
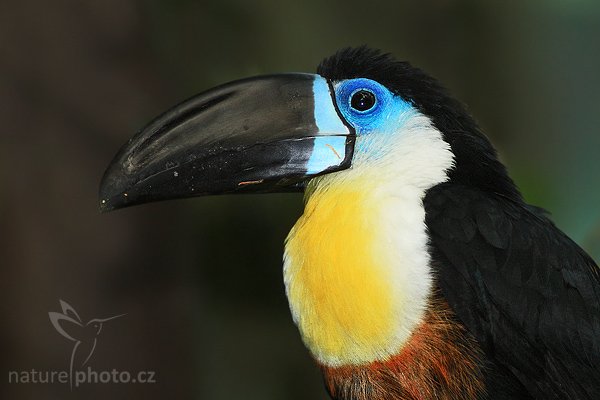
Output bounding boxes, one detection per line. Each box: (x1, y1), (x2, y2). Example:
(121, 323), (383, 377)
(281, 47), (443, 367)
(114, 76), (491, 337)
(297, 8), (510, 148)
(99, 47), (600, 400)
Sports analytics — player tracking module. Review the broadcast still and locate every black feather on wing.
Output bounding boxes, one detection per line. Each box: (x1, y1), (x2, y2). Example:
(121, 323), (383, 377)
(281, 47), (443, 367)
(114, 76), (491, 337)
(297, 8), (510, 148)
(424, 183), (600, 399)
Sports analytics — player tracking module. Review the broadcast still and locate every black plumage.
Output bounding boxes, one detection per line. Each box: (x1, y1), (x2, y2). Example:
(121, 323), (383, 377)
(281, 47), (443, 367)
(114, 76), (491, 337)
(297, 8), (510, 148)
(425, 184), (600, 399)
(320, 47), (600, 399)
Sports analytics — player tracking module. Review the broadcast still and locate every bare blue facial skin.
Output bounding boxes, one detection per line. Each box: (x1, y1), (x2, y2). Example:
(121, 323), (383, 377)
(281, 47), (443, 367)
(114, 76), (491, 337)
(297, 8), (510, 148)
(333, 78), (413, 135)
(331, 77), (416, 159)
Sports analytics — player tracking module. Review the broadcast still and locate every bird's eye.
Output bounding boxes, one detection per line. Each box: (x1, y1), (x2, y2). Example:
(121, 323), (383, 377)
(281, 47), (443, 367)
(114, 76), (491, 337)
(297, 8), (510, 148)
(350, 90), (376, 112)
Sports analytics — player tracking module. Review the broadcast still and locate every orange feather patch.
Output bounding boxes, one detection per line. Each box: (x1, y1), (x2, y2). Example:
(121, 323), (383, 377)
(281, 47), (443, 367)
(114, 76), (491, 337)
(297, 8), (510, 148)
(320, 296), (485, 400)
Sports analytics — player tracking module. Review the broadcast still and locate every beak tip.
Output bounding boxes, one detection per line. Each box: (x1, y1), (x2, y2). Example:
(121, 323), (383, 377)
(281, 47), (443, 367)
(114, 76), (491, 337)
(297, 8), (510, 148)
(99, 164), (134, 212)
(98, 199), (114, 213)
(98, 191), (133, 213)
(98, 178), (128, 212)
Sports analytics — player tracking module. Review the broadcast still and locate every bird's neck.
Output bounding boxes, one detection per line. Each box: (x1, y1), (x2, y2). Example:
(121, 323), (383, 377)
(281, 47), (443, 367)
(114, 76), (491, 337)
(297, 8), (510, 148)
(282, 120), (480, 397)
(283, 176), (484, 398)
(283, 169), (433, 367)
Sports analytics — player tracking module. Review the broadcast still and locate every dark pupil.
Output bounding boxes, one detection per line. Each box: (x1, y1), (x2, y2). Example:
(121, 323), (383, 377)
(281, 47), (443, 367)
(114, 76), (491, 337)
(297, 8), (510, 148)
(350, 90), (376, 111)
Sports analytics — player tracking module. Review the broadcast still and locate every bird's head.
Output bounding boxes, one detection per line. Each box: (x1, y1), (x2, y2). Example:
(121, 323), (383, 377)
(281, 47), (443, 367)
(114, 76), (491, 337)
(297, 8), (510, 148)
(100, 47), (519, 211)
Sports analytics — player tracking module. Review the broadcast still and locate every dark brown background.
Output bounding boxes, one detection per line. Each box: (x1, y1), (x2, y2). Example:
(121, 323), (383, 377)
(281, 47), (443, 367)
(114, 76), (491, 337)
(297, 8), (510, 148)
(1, 1), (599, 399)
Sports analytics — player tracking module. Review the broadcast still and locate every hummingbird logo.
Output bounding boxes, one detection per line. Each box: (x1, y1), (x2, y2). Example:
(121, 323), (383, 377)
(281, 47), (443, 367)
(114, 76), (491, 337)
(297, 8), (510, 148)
(49, 300), (124, 389)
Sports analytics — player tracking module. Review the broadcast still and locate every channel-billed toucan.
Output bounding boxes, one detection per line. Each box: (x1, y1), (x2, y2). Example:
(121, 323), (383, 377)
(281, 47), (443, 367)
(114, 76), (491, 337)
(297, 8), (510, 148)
(100, 47), (600, 399)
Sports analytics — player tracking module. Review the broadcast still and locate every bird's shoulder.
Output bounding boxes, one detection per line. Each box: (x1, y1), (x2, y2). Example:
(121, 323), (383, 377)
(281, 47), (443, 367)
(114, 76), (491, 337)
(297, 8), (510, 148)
(423, 183), (600, 399)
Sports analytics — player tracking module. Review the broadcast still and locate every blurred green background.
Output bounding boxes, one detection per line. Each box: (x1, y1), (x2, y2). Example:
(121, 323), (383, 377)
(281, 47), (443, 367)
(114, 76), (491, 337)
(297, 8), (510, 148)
(1, 1), (599, 399)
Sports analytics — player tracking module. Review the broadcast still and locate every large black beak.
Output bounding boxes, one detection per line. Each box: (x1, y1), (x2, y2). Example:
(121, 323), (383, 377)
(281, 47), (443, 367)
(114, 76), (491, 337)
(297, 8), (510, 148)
(99, 73), (355, 211)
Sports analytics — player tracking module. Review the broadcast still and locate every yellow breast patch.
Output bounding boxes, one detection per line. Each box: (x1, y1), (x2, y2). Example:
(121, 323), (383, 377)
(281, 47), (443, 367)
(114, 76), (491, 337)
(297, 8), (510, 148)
(284, 178), (405, 366)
